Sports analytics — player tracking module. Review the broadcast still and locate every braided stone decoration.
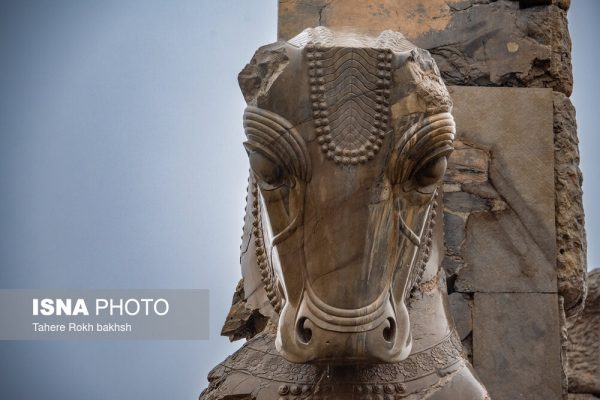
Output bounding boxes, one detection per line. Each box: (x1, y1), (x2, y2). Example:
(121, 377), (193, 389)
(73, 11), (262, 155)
(308, 45), (392, 165)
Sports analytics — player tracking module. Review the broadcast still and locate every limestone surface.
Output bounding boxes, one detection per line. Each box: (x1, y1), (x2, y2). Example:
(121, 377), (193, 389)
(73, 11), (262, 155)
(279, 0), (573, 95)
(473, 293), (563, 400)
(554, 92), (587, 317)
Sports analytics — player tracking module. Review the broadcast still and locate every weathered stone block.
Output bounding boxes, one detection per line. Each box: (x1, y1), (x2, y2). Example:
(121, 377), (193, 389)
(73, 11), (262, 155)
(444, 191), (488, 214)
(445, 140), (489, 185)
(444, 212), (465, 254)
(473, 292), (562, 400)
(458, 211), (557, 293)
(278, 0), (572, 95)
(448, 292), (472, 341)
(443, 255), (464, 280)
(554, 92), (587, 317)
(447, 86), (556, 293)
(567, 395), (600, 400)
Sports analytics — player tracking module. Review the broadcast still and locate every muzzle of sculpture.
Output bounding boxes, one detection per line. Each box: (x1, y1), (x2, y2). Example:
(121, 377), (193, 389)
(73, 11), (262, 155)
(241, 27), (455, 364)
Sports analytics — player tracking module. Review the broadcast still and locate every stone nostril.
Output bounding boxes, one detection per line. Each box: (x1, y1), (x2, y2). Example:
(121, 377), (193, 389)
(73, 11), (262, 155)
(382, 317), (396, 342)
(296, 317), (312, 344)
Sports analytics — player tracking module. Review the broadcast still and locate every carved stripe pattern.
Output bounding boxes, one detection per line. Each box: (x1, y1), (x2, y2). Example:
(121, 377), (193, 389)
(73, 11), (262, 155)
(307, 44), (392, 165)
(288, 26), (415, 53)
(243, 106), (312, 181)
(304, 282), (391, 332)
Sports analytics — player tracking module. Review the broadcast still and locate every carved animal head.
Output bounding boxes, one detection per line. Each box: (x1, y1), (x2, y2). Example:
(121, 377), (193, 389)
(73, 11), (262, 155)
(239, 27), (454, 364)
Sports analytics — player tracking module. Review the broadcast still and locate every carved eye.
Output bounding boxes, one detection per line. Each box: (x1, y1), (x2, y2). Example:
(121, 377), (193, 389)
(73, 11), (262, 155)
(414, 156), (447, 187)
(248, 150), (284, 188)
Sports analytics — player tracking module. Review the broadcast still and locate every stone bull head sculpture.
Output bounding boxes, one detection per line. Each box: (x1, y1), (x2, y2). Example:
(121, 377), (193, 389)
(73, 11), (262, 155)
(202, 27), (489, 400)
(239, 27), (455, 364)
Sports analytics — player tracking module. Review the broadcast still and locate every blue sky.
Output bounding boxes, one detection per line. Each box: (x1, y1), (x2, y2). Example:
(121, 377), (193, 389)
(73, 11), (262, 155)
(0, 1), (597, 399)
(570, 1), (600, 270)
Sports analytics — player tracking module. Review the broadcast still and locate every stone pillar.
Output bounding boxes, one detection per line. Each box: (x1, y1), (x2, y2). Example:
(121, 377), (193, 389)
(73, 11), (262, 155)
(278, 1), (585, 400)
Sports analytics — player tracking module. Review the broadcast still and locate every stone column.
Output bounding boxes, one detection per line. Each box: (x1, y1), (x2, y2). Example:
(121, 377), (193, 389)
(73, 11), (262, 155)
(278, 1), (586, 400)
